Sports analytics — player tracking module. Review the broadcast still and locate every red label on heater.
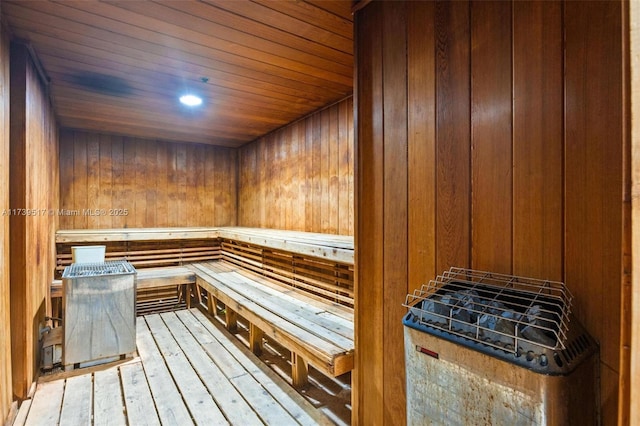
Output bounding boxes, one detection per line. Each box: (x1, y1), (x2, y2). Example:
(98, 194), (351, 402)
(416, 345), (439, 359)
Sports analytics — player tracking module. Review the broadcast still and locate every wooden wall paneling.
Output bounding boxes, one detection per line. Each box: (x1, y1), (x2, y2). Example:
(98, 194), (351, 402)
(407, 0), (436, 294)
(122, 137), (136, 228)
(338, 99), (349, 235)
(629, 1), (639, 423)
(355, 2), (384, 423)
(155, 140), (168, 228)
(348, 97), (355, 236)
(73, 132), (88, 229)
(0, 22), (12, 423)
(312, 113), (322, 232)
(98, 133), (113, 228)
(175, 142), (187, 225)
(133, 138), (147, 227)
(166, 141), (178, 226)
(470, 1), (512, 274)
(295, 121), (306, 231)
(86, 132), (100, 228)
(304, 119), (313, 231)
(145, 140), (157, 227)
(202, 144), (215, 227)
(10, 41), (59, 400)
(435, 0), (471, 273)
(381, 2), (408, 424)
(564, 0), (623, 422)
(58, 129), (74, 229)
(512, 1), (563, 280)
(329, 106), (339, 234)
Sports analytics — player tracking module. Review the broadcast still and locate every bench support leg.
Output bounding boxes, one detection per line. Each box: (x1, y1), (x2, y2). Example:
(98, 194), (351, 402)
(206, 292), (216, 315)
(225, 308), (237, 333)
(249, 324), (263, 356)
(291, 353), (308, 388)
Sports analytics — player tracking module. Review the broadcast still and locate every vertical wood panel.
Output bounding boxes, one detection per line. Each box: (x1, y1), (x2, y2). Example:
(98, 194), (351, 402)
(58, 129), (74, 230)
(355, 2), (384, 423)
(470, 0), (512, 274)
(58, 131), (238, 228)
(407, 0), (436, 294)
(512, 1), (563, 280)
(237, 97), (354, 235)
(0, 23), (12, 422)
(435, 0), (471, 272)
(565, 1), (623, 420)
(381, 2), (408, 424)
(10, 42), (59, 399)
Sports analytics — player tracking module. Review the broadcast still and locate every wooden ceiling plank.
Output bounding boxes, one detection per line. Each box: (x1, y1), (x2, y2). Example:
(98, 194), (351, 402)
(41, 53), (314, 115)
(61, 119), (244, 147)
(7, 21), (335, 109)
(251, 0), (353, 38)
(304, 0), (354, 21)
(47, 0), (353, 88)
(110, 0), (353, 76)
(153, 0), (352, 66)
(6, 3), (350, 97)
(201, 0), (352, 54)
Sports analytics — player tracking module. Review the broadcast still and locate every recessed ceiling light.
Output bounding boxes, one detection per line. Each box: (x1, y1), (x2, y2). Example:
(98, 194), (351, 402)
(179, 94), (202, 107)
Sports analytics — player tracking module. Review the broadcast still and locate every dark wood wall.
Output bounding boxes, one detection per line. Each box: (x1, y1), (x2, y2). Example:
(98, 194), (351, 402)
(10, 42), (60, 400)
(238, 97), (354, 235)
(355, 1), (625, 424)
(59, 130), (238, 229)
(0, 21), (12, 422)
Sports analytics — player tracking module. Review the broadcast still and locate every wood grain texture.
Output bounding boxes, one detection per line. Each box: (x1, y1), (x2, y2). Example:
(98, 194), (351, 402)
(381, 2), (408, 424)
(407, 0), (436, 296)
(58, 130), (238, 229)
(470, 0), (512, 274)
(354, 3), (384, 424)
(0, 21), (12, 425)
(564, 0), (623, 420)
(10, 41), (59, 399)
(630, 2), (640, 423)
(355, 0), (626, 424)
(238, 97), (353, 235)
(435, 0), (471, 274)
(512, 1), (563, 280)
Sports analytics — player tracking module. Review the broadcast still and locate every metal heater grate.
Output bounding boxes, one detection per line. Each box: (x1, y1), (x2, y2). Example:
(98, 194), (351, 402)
(404, 267), (572, 356)
(63, 260), (136, 278)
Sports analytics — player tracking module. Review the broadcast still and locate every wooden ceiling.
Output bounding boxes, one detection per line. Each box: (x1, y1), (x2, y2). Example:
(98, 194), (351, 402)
(2, 0), (354, 147)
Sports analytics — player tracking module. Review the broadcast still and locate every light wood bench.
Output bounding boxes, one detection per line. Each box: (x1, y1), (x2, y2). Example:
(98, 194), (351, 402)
(190, 261), (354, 387)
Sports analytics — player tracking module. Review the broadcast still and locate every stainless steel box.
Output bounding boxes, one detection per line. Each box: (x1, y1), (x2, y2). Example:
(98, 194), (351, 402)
(62, 261), (136, 369)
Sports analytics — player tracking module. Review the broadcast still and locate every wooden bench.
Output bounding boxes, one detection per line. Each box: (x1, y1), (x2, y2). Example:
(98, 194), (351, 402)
(191, 261), (354, 387)
(53, 227), (355, 386)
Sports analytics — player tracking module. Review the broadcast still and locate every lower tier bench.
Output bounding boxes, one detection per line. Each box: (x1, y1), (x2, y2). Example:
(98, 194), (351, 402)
(189, 261), (354, 387)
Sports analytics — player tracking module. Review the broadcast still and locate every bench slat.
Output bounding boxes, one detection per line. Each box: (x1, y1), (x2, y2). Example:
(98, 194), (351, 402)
(191, 263), (352, 377)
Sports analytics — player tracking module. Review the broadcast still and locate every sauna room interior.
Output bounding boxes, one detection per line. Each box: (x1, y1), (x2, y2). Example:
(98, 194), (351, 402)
(0, 1), (639, 425)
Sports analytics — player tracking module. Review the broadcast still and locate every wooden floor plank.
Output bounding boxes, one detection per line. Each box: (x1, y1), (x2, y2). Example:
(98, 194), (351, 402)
(185, 309), (330, 426)
(144, 314), (229, 426)
(136, 320), (194, 425)
(120, 362), (161, 426)
(59, 374), (93, 426)
(93, 369), (126, 426)
(160, 311), (265, 425)
(13, 399), (32, 426)
(24, 380), (65, 426)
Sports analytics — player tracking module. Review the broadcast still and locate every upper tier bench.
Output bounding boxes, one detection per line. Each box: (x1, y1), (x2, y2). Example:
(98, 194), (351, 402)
(53, 227), (354, 386)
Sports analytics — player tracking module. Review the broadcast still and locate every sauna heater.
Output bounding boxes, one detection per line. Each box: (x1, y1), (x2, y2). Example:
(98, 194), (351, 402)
(62, 260), (137, 370)
(403, 268), (599, 425)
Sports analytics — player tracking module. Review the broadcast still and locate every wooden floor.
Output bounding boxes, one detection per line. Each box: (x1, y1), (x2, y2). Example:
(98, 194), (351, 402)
(13, 309), (331, 426)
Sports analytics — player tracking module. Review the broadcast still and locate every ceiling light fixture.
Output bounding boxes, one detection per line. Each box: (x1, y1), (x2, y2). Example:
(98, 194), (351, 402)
(179, 94), (202, 107)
